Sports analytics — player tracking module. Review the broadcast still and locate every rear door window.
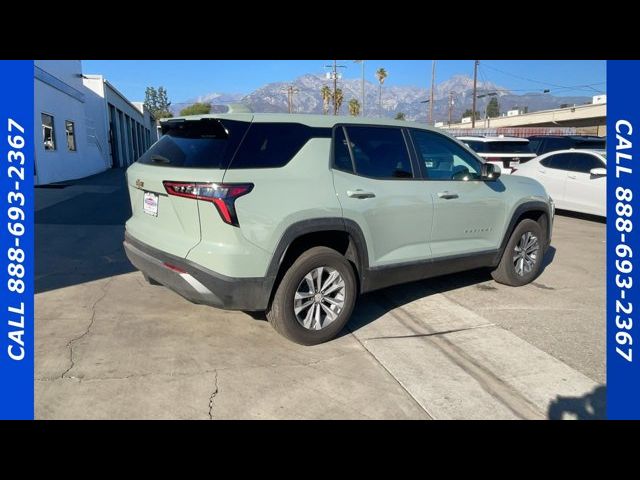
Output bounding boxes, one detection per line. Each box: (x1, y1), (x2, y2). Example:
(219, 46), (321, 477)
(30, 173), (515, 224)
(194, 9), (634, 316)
(333, 127), (354, 173)
(229, 123), (321, 169)
(137, 118), (249, 168)
(344, 126), (413, 179)
(541, 153), (573, 171)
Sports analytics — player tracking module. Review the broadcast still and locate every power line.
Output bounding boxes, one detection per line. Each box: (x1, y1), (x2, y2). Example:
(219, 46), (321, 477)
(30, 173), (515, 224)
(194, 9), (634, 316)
(481, 62), (606, 93)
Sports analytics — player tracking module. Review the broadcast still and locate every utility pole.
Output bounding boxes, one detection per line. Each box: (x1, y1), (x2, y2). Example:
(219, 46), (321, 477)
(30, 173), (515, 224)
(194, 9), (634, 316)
(325, 60), (346, 115)
(282, 85), (299, 114)
(333, 60), (338, 115)
(429, 60), (436, 125)
(448, 91), (454, 126)
(472, 60), (479, 128)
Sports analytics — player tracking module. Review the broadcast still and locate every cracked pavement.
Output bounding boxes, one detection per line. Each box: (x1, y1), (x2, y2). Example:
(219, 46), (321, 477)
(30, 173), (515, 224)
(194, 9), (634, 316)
(35, 170), (605, 419)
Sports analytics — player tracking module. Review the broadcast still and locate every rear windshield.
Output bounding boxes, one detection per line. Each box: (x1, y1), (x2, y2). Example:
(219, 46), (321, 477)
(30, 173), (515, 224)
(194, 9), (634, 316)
(463, 140), (533, 154)
(137, 118), (249, 168)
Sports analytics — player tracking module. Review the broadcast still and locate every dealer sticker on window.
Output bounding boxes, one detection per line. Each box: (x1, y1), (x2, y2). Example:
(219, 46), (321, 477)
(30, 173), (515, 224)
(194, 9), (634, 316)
(143, 192), (158, 217)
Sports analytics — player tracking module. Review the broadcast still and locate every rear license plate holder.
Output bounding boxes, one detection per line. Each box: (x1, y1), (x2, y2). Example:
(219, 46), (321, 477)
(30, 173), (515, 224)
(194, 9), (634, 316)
(143, 191), (159, 217)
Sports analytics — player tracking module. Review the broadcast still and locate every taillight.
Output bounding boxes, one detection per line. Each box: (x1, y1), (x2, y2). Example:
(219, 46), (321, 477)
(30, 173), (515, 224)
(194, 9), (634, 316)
(163, 181), (253, 227)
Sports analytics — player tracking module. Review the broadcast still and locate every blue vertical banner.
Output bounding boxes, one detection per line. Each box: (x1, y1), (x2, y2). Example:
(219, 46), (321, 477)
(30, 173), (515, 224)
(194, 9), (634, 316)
(607, 60), (640, 419)
(0, 60), (34, 419)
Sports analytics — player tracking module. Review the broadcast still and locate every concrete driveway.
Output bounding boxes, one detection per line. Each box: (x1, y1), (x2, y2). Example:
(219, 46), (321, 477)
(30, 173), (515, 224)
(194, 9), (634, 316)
(35, 169), (605, 419)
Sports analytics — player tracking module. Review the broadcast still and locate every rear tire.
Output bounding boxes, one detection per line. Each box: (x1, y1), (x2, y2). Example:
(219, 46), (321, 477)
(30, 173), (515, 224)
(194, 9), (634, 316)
(492, 219), (544, 286)
(266, 246), (357, 346)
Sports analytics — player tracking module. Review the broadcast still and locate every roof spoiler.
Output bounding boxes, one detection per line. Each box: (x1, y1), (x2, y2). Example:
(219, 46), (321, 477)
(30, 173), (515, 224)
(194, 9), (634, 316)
(223, 103), (253, 113)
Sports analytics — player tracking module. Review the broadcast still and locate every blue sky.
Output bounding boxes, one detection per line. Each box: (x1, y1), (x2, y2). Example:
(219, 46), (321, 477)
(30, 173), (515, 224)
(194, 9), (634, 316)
(82, 60), (606, 105)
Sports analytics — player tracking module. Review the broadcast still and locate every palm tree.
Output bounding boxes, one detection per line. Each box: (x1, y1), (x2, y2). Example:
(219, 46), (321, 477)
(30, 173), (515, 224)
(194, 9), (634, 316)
(348, 98), (361, 116)
(376, 68), (388, 111)
(334, 88), (344, 115)
(320, 86), (332, 115)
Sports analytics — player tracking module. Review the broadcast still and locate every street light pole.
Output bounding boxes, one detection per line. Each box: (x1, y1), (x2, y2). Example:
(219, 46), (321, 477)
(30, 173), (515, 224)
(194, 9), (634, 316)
(354, 60), (365, 116)
(477, 91), (497, 128)
(420, 98), (430, 123)
(334, 60), (339, 115)
(472, 60), (479, 128)
(429, 60), (436, 125)
(448, 91), (454, 126)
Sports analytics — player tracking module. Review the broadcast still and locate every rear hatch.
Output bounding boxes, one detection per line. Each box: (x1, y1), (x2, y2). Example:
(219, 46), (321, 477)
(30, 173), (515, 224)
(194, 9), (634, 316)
(125, 115), (252, 257)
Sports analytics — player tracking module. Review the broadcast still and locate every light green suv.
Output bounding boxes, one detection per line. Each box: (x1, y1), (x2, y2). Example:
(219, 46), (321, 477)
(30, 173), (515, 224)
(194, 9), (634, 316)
(123, 113), (554, 345)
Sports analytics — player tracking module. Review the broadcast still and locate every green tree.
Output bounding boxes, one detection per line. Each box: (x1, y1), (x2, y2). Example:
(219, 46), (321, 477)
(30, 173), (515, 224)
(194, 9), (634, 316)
(179, 102), (212, 116)
(144, 86), (173, 120)
(486, 97), (500, 118)
(320, 86), (332, 115)
(348, 98), (361, 116)
(394, 112), (406, 120)
(334, 88), (344, 115)
(462, 108), (481, 121)
(376, 68), (388, 110)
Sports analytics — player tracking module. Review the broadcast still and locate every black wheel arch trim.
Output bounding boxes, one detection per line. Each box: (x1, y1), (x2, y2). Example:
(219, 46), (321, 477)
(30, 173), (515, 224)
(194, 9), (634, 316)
(496, 200), (552, 264)
(264, 217), (370, 295)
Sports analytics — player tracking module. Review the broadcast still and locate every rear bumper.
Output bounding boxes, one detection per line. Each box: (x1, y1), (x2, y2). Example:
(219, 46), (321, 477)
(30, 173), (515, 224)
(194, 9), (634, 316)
(123, 233), (272, 311)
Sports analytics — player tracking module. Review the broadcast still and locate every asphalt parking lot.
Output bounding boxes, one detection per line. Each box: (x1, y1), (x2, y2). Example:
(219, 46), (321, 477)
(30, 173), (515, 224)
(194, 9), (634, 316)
(35, 169), (605, 419)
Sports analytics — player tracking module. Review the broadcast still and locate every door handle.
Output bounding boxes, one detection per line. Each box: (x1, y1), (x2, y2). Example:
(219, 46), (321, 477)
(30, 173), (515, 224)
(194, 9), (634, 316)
(437, 191), (459, 199)
(567, 174), (577, 179)
(538, 168), (546, 174)
(347, 189), (376, 199)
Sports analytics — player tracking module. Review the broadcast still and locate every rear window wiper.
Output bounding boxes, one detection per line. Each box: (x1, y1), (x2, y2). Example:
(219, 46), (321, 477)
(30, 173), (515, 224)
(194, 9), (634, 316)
(150, 155), (171, 164)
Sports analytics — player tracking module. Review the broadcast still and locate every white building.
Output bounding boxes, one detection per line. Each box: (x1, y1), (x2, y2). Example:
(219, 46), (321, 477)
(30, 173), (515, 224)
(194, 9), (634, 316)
(83, 75), (157, 169)
(34, 60), (157, 185)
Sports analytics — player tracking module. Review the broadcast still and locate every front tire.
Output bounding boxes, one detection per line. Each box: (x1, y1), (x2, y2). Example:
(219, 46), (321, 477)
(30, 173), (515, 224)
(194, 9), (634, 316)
(492, 219), (544, 286)
(266, 246), (357, 345)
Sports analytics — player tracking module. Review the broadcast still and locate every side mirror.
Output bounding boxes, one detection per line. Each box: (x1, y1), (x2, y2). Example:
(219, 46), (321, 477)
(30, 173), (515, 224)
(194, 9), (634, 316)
(482, 162), (501, 181)
(590, 167), (607, 176)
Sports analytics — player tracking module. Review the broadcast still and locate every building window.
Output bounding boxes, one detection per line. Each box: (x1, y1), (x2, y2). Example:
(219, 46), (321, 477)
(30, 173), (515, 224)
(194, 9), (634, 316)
(42, 113), (56, 151)
(65, 120), (77, 151)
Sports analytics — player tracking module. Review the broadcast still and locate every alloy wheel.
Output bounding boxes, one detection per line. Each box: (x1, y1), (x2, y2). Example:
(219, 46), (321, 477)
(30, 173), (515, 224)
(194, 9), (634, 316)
(513, 231), (539, 276)
(293, 266), (346, 330)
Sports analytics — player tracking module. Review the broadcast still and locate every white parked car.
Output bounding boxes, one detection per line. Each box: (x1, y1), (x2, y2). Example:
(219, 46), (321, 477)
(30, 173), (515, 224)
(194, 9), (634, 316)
(512, 149), (606, 217)
(457, 136), (537, 174)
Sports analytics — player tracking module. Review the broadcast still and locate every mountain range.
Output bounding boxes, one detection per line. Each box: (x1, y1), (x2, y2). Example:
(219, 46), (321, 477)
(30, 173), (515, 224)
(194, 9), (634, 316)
(174, 73), (592, 122)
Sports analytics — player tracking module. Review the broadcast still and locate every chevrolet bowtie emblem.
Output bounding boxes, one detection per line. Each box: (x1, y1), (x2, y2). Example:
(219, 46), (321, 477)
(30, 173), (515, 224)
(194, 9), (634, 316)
(136, 179), (144, 189)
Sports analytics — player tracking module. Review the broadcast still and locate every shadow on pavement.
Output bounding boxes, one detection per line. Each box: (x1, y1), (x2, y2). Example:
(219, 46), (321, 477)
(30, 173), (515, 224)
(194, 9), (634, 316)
(343, 244), (556, 338)
(547, 385), (606, 420)
(35, 169), (135, 294)
(555, 209), (606, 224)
